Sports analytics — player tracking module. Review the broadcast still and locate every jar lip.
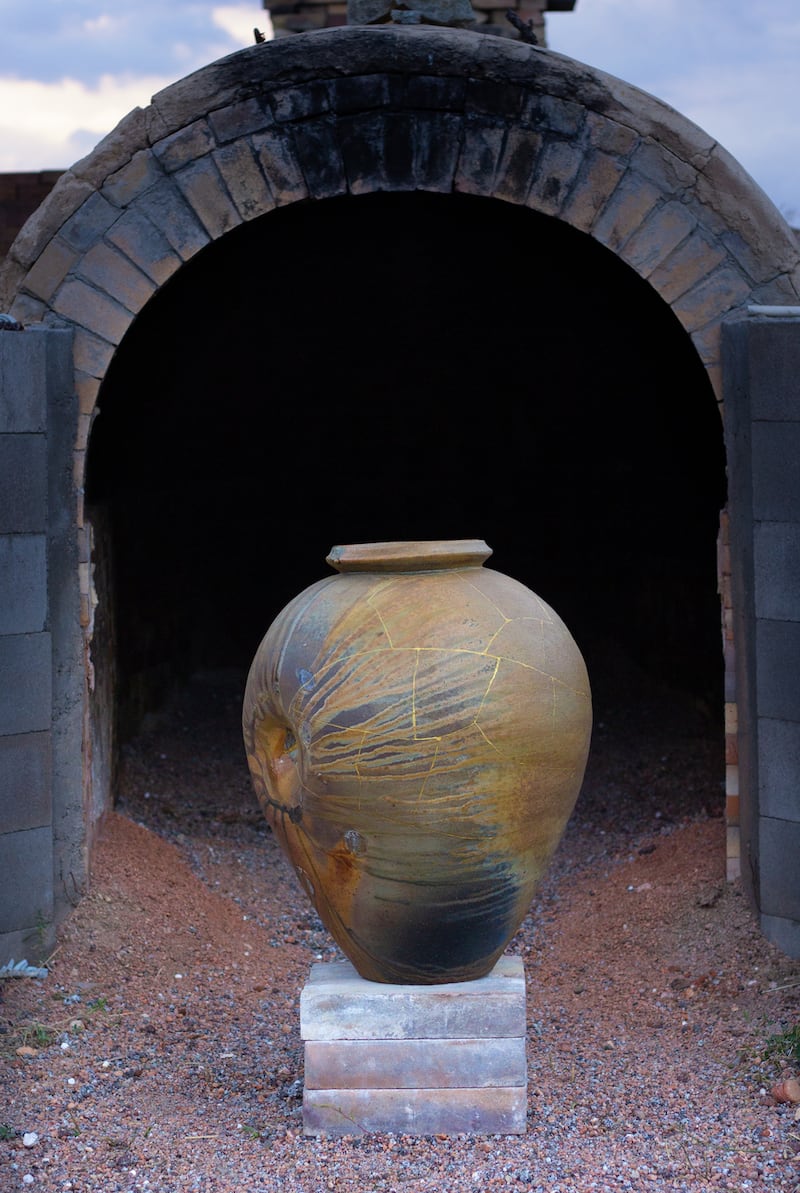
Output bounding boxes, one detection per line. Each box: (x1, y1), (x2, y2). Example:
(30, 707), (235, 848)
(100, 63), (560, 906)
(326, 539), (493, 573)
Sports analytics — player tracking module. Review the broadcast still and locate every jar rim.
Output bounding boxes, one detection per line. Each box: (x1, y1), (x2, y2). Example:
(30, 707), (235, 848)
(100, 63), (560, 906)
(326, 539), (492, 573)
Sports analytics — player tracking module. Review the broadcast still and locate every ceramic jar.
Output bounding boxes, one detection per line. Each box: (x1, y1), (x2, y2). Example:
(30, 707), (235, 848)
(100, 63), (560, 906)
(242, 540), (592, 984)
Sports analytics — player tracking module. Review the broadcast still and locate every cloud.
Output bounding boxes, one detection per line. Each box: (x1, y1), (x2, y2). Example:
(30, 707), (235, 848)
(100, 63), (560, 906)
(0, 74), (174, 171)
(0, 3), (271, 171)
(0, 2), (264, 84)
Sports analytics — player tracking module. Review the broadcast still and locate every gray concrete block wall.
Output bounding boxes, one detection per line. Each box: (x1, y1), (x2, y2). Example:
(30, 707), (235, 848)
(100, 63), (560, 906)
(0, 326), (74, 967)
(44, 327), (85, 924)
(724, 314), (800, 958)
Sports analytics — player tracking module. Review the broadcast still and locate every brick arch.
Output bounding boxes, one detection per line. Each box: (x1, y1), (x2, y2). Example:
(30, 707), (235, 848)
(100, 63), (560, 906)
(2, 26), (798, 457)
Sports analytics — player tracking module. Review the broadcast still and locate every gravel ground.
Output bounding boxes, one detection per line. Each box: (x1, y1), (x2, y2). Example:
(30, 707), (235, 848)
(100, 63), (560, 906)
(2, 664), (800, 1193)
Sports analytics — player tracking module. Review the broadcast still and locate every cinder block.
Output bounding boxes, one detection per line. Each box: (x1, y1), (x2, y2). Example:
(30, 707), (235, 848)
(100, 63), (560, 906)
(305, 1036), (526, 1090)
(759, 816), (800, 921)
(302, 1085), (526, 1137)
(300, 955), (526, 1041)
(760, 912), (800, 960)
(758, 719), (800, 821)
(754, 523), (800, 621)
(0, 731), (51, 832)
(0, 435), (47, 533)
(752, 424), (800, 521)
(0, 535), (47, 633)
(756, 621), (800, 721)
(0, 331), (48, 432)
(0, 826), (53, 935)
(0, 633), (52, 735)
(747, 321), (800, 421)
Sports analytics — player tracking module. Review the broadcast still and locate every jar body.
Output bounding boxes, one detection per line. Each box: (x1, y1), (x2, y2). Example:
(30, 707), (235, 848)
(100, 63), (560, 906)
(242, 541), (592, 984)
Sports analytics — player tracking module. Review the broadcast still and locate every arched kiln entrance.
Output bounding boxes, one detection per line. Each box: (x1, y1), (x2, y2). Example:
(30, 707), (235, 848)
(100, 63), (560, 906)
(1, 25), (798, 961)
(84, 190), (725, 745)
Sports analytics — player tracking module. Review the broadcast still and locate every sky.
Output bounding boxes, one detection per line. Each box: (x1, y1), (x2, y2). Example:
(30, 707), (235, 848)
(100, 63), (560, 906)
(0, 1), (798, 223)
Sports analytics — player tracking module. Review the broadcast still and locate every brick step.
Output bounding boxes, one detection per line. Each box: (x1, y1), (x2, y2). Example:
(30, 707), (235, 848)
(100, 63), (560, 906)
(303, 1085), (527, 1136)
(305, 1035), (526, 1089)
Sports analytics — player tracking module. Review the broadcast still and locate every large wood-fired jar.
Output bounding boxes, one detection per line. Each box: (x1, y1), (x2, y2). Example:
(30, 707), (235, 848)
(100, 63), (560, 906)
(242, 540), (592, 984)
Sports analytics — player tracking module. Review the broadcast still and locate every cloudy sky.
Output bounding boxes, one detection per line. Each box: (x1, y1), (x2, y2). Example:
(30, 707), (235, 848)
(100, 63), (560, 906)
(0, 0), (798, 222)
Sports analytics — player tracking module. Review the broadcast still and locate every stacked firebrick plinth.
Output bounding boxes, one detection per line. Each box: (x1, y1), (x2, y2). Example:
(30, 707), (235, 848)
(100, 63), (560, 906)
(300, 955), (527, 1136)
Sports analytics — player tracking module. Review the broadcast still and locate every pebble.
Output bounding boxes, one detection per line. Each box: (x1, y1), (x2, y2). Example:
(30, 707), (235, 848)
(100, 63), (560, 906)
(22, 1134), (38, 1149)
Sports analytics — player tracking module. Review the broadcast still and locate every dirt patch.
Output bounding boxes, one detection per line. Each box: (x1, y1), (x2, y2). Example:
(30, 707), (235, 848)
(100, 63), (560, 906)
(2, 671), (799, 1192)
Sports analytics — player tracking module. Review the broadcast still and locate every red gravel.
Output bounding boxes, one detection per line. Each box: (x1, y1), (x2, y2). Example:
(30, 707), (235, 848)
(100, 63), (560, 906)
(2, 669), (799, 1192)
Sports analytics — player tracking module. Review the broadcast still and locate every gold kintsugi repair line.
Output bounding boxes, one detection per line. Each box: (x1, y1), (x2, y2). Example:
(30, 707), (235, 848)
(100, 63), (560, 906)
(365, 590), (396, 647)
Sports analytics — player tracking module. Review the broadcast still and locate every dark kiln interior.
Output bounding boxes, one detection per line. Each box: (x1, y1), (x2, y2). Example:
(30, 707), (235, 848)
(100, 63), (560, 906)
(85, 190), (727, 742)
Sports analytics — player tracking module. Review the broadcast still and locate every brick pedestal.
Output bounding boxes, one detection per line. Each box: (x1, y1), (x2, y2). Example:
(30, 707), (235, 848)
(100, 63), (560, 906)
(299, 954), (527, 1136)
